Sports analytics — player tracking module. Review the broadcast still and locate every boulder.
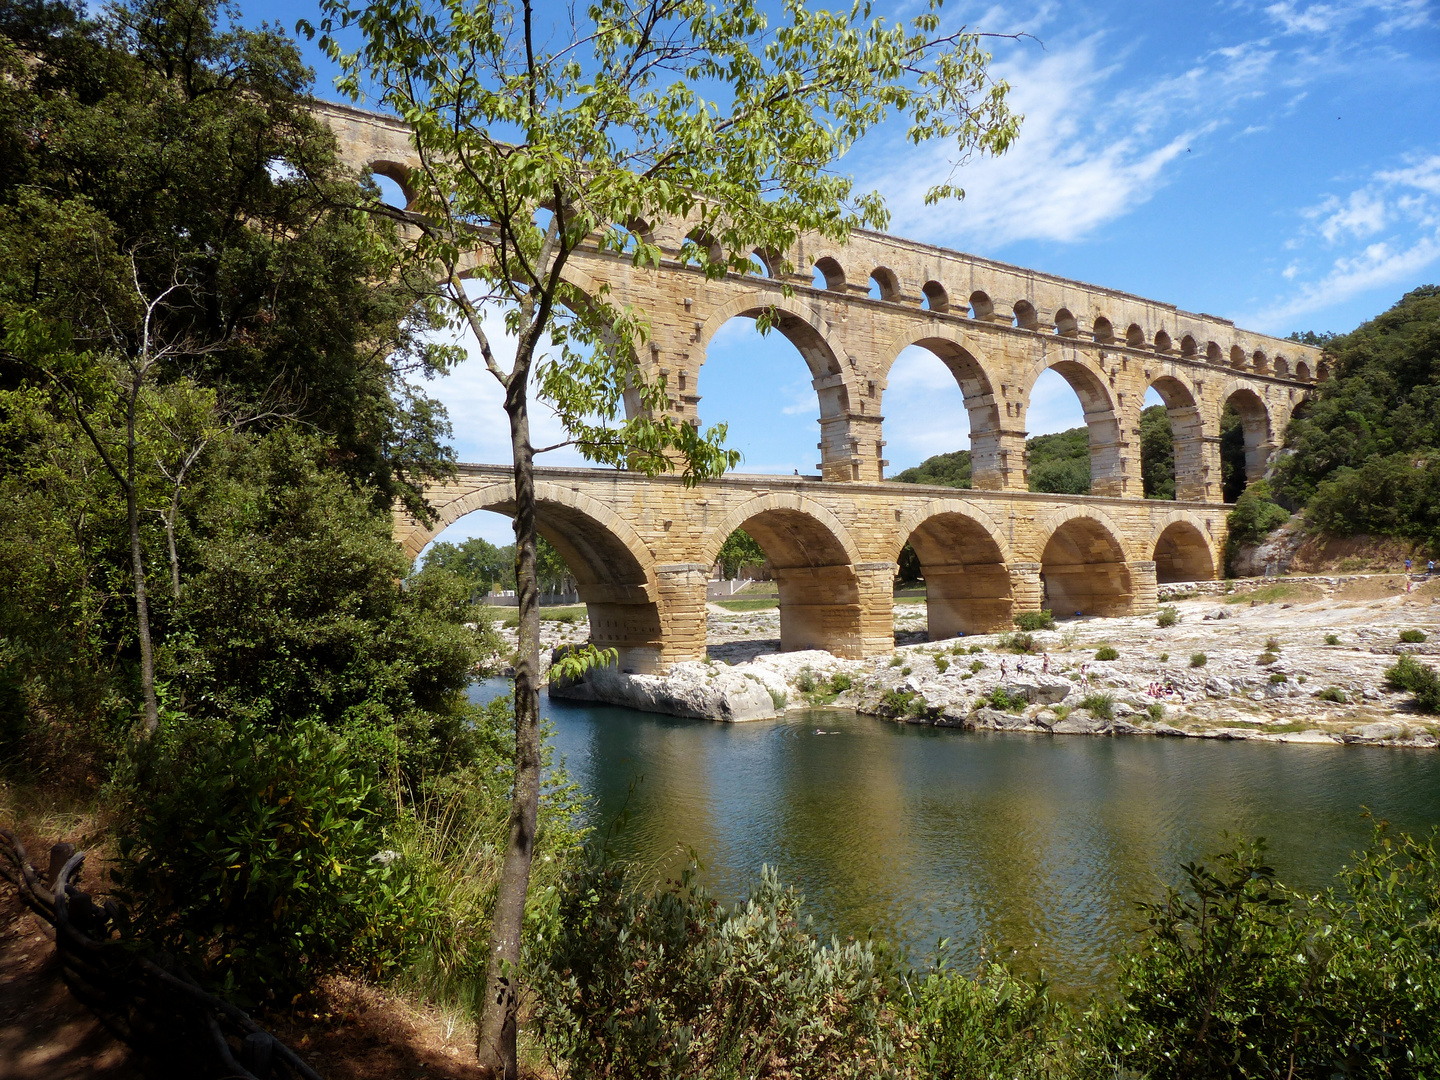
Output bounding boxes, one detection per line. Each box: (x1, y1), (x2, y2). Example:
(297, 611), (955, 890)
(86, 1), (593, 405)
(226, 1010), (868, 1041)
(1052, 712), (1110, 735)
(1002, 675), (1072, 705)
(550, 654), (779, 722)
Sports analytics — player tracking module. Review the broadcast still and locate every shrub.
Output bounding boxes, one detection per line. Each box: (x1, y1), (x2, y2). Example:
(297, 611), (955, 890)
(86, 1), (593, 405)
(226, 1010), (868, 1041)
(529, 856), (896, 1080)
(1259, 652), (1279, 666)
(1159, 653), (1170, 662)
(1079, 692), (1115, 720)
(935, 656), (950, 674)
(968, 644), (984, 654)
(1000, 632), (1039, 654)
(889, 655), (904, 667)
(769, 688), (788, 710)
(880, 688), (918, 716)
(1265, 637), (1283, 652)
(1095, 646), (1119, 661)
(1190, 653), (1208, 668)
(1146, 703), (1164, 721)
(987, 686), (1026, 712)
(1385, 654), (1440, 713)
(969, 660), (984, 674)
(1401, 629), (1429, 644)
(900, 666), (912, 676)
(829, 672), (853, 694)
(1014, 609), (1056, 632)
(1325, 634), (1341, 646)
(1269, 672), (1288, 684)
(796, 666), (818, 693)
(1316, 686), (1348, 703)
(1156, 606), (1178, 628)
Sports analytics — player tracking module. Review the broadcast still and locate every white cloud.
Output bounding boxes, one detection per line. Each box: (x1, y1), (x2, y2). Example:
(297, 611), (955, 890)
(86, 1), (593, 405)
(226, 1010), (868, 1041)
(864, 25), (1286, 248)
(1245, 153), (1440, 328)
(1263, 0), (1431, 35)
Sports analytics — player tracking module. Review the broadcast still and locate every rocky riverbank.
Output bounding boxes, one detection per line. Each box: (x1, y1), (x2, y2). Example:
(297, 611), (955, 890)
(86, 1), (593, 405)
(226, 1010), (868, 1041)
(517, 576), (1440, 748)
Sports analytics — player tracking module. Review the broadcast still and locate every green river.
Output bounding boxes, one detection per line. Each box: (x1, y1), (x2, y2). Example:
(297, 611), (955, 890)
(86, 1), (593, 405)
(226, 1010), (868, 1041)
(474, 680), (1440, 991)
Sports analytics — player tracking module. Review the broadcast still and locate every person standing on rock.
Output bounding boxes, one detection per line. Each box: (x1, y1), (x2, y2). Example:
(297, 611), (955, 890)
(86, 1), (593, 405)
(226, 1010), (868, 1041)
(1042, 653), (1050, 674)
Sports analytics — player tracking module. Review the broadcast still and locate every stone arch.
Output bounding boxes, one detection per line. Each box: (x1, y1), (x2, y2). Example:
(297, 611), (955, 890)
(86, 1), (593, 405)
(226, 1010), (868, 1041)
(1219, 384), (1274, 501)
(1206, 341), (1224, 364)
(1154, 329), (1173, 353)
(1152, 517), (1217, 584)
(700, 493), (866, 657)
(1094, 316), (1115, 343)
(878, 325), (1009, 490)
(1013, 299), (1039, 330)
(1126, 322), (1146, 348)
(1295, 359), (1311, 381)
(893, 504), (1015, 637)
(1035, 510), (1134, 617)
(1230, 344), (1248, 369)
(1054, 308), (1079, 337)
(871, 266), (903, 302)
(698, 291), (860, 480)
(1252, 349), (1270, 375)
(407, 480), (667, 671)
(1180, 334), (1198, 358)
(1273, 355), (1290, 378)
(1023, 357), (1126, 496)
(921, 280), (950, 312)
(969, 290), (994, 320)
(1145, 372), (1206, 501)
(369, 159), (417, 207)
(1316, 360), (1330, 382)
(813, 255), (846, 292)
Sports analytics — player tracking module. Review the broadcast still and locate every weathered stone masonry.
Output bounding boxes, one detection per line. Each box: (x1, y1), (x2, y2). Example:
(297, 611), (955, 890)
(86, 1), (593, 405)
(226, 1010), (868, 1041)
(314, 101), (1320, 669)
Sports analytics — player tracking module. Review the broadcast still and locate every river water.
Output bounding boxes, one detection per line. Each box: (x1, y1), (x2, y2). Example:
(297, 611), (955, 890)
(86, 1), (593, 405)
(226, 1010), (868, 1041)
(473, 680), (1440, 991)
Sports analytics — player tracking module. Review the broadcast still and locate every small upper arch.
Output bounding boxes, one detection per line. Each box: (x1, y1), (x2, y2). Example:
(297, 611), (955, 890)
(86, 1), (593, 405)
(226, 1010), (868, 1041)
(969, 290), (994, 320)
(1295, 359), (1312, 381)
(1252, 349), (1270, 374)
(1153, 329), (1173, 353)
(1093, 316), (1115, 343)
(1206, 341), (1224, 364)
(921, 280), (950, 312)
(870, 266), (903, 302)
(813, 255), (846, 292)
(1273, 355), (1290, 378)
(1180, 334), (1198, 358)
(1054, 307), (1079, 337)
(1125, 323), (1146, 348)
(1230, 344), (1248, 368)
(1013, 299), (1039, 330)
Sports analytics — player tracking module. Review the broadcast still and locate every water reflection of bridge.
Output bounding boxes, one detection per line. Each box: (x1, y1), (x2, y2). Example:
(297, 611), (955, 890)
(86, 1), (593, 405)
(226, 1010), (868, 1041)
(398, 466), (1226, 670)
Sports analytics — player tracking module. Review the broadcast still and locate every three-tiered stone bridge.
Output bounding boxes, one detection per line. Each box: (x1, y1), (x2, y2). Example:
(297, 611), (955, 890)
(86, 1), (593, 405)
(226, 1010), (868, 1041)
(318, 102), (1322, 672)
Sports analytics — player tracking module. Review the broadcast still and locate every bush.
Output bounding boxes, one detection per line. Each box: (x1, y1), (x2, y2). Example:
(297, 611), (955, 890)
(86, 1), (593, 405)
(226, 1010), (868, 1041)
(987, 686), (1026, 712)
(1156, 606), (1178, 628)
(900, 666), (912, 676)
(1190, 653), (1207, 668)
(880, 688), (918, 716)
(1259, 652), (1279, 666)
(1094, 646), (1119, 661)
(1269, 672), (1288, 684)
(829, 672), (853, 694)
(890, 655), (904, 667)
(1401, 629), (1429, 644)
(1079, 692), (1115, 720)
(1146, 703), (1164, 721)
(935, 656), (950, 674)
(1014, 609), (1056, 632)
(1325, 633), (1341, 646)
(1000, 632), (1039, 654)
(1159, 653), (1169, 662)
(1316, 686), (1348, 703)
(1224, 480), (1290, 570)
(968, 644), (984, 654)
(529, 856), (896, 1080)
(796, 666), (817, 693)
(970, 660), (984, 674)
(1385, 654), (1440, 713)
(1265, 637), (1282, 652)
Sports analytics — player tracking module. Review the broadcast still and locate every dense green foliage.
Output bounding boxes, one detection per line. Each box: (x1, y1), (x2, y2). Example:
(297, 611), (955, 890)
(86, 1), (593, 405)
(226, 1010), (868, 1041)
(424, 533), (574, 598)
(0, 0), (576, 1003)
(1275, 286), (1440, 544)
(895, 405), (1178, 499)
(1385, 653), (1440, 714)
(529, 827), (1440, 1078)
(716, 528), (767, 579)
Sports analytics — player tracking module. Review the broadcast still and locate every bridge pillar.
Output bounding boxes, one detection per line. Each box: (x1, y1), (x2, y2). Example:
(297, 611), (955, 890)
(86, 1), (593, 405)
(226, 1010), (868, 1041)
(1198, 435), (1223, 502)
(1008, 562), (1043, 616)
(1128, 560), (1159, 615)
(923, 562), (1015, 637)
(855, 562), (897, 656)
(653, 563), (709, 667)
(1170, 403), (1209, 501)
(774, 565), (867, 658)
(971, 426), (1029, 491)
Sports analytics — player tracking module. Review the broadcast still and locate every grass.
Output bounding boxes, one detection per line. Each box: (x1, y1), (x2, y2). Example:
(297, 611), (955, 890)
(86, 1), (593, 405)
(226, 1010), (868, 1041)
(889, 655), (904, 668)
(969, 660), (984, 674)
(715, 598), (779, 612)
(1223, 583), (1317, 605)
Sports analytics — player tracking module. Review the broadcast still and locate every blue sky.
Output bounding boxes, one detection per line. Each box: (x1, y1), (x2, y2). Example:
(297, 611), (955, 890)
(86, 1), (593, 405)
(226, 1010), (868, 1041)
(239, 0), (1440, 548)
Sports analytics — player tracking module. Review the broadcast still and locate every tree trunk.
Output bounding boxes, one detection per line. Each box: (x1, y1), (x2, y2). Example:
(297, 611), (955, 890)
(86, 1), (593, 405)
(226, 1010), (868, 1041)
(126, 385), (160, 735)
(476, 378), (543, 1080)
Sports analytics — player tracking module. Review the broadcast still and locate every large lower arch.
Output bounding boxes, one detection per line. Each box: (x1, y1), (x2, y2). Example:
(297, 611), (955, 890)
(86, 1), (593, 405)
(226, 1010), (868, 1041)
(1145, 373), (1205, 501)
(699, 291), (862, 481)
(1037, 513), (1133, 617)
(1219, 385), (1273, 502)
(1152, 519), (1217, 583)
(891, 502), (1013, 638)
(405, 480), (666, 672)
(878, 327), (1009, 489)
(1024, 358), (1126, 496)
(701, 493), (866, 657)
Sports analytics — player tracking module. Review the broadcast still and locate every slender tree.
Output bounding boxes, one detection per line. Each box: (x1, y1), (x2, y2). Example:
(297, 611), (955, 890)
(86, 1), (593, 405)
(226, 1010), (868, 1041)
(308, 1), (1019, 1073)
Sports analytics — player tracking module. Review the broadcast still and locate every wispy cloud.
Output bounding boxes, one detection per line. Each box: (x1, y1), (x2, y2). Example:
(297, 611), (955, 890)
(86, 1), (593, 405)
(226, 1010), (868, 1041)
(1262, 0), (1431, 36)
(1244, 154), (1440, 328)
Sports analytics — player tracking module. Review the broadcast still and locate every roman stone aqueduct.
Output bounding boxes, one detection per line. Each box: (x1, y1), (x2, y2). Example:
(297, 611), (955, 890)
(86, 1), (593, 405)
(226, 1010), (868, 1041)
(319, 102), (1323, 672)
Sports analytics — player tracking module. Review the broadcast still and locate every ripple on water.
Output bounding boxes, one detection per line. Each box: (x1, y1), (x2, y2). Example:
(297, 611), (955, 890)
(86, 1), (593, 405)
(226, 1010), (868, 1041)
(467, 680), (1440, 991)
